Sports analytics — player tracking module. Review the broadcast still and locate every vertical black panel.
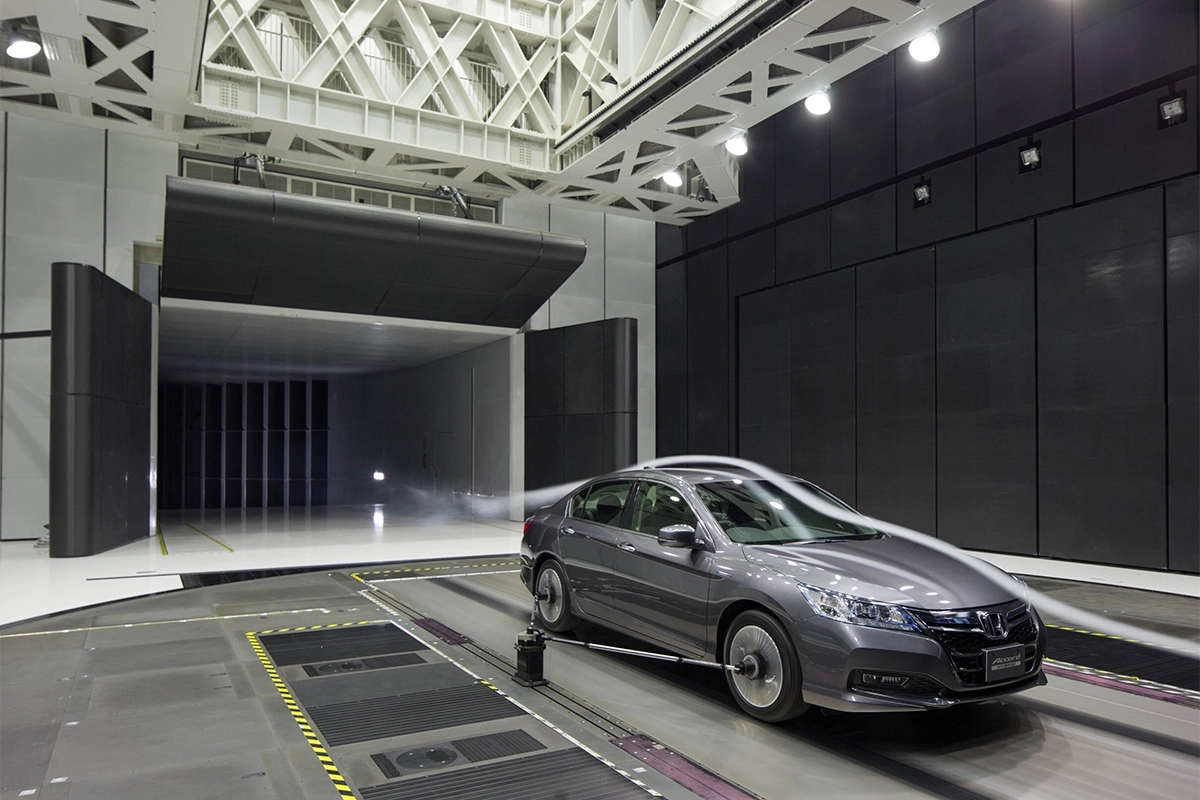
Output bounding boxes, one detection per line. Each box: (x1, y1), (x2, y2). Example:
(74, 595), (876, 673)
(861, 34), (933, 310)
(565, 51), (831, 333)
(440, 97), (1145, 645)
(311, 431), (329, 482)
(774, 102), (830, 218)
(738, 287), (791, 472)
(288, 480), (307, 507)
(974, 0), (1073, 143)
(602, 318), (637, 414)
(204, 432), (222, 479)
(246, 382), (264, 431)
(831, 186), (896, 268)
(289, 430), (308, 478)
(564, 323), (604, 414)
(225, 431), (242, 479)
(268, 431), (286, 479)
(656, 262), (688, 456)
(205, 384), (223, 431)
(564, 414), (604, 481)
(790, 270), (857, 504)
(267, 382), (285, 430)
(246, 480), (264, 508)
(225, 383), (243, 431)
(936, 224), (1037, 553)
(1075, 77), (1199, 203)
(1166, 177), (1199, 572)
(895, 11), (976, 172)
(1037, 191), (1166, 567)
(289, 380), (308, 429)
(728, 230), (775, 296)
(896, 156), (976, 250)
(1073, 0), (1198, 108)
(775, 210), (830, 284)
(830, 54), (896, 197)
(246, 431), (265, 480)
(185, 383), (203, 431)
(856, 250), (936, 534)
(687, 247), (729, 454)
(729, 118), (776, 236)
(267, 479), (285, 506)
(525, 327), (565, 417)
(525, 416), (564, 492)
(311, 380), (329, 430)
(656, 222), (685, 265)
(977, 121), (1073, 229)
(602, 413), (637, 472)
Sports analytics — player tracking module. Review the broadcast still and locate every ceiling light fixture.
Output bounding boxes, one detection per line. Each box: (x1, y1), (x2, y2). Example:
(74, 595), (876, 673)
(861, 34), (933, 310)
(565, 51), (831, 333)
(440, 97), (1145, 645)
(5, 24), (42, 59)
(1158, 90), (1187, 128)
(661, 169), (683, 188)
(912, 178), (931, 207)
(1018, 141), (1042, 173)
(724, 134), (748, 156)
(804, 90), (831, 115)
(908, 31), (940, 62)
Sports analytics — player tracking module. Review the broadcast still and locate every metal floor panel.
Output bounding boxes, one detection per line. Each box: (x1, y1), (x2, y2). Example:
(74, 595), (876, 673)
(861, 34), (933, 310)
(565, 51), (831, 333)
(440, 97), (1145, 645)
(291, 661), (468, 707)
(259, 622), (425, 666)
(307, 683), (525, 747)
(359, 748), (650, 800)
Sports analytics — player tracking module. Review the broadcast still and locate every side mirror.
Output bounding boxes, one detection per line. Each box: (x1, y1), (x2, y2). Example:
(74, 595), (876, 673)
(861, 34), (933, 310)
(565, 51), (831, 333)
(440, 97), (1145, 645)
(658, 523), (700, 549)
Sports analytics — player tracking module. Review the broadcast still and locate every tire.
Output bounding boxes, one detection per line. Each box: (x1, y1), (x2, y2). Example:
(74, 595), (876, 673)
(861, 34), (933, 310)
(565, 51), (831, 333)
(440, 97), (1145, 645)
(533, 560), (578, 633)
(724, 610), (810, 722)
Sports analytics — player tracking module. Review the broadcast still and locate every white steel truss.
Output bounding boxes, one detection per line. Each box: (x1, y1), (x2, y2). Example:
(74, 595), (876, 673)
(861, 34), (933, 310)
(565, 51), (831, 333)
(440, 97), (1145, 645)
(2, 0), (984, 224)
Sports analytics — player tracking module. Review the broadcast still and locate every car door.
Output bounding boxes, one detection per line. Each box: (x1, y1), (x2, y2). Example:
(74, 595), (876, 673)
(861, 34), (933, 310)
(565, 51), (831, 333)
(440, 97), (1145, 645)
(608, 481), (716, 656)
(555, 479), (632, 623)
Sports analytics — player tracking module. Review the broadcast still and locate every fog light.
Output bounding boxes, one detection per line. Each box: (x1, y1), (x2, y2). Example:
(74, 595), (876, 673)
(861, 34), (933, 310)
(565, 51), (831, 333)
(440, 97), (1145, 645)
(861, 672), (911, 688)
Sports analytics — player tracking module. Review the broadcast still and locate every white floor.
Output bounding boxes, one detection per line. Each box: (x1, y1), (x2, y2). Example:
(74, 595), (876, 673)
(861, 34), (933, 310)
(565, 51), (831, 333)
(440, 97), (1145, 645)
(2, 505), (1197, 628)
(0, 505), (523, 627)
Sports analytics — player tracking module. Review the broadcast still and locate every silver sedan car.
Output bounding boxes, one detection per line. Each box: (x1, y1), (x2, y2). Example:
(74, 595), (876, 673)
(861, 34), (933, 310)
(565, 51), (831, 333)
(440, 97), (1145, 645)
(520, 466), (1046, 721)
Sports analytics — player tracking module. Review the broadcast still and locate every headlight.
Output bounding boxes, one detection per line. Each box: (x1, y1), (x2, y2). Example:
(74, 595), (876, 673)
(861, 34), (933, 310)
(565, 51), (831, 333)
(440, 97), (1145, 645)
(798, 586), (921, 632)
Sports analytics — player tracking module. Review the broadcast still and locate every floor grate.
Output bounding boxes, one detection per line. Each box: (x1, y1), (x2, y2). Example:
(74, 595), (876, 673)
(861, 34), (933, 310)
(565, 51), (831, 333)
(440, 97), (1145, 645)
(260, 623), (425, 667)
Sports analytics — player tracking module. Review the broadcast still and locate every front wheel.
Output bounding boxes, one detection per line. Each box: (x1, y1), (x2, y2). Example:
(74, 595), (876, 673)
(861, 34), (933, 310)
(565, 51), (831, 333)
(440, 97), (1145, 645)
(533, 560), (578, 633)
(724, 610), (809, 722)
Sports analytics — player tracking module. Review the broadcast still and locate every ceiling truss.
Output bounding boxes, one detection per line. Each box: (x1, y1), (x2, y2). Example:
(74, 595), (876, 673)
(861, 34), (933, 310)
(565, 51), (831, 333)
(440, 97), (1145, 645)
(1, 0), (982, 224)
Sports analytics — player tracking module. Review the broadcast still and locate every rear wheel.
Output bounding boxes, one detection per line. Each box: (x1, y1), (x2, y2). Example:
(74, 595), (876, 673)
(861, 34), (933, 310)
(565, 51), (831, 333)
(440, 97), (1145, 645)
(724, 610), (810, 722)
(534, 560), (578, 633)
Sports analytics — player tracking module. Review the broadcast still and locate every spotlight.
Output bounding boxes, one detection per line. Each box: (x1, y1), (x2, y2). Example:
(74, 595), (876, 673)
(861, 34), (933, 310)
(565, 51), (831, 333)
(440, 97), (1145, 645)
(373, 471), (385, 481)
(912, 179), (931, 207)
(5, 24), (41, 59)
(804, 90), (831, 115)
(661, 169), (683, 188)
(1018, 142), (1042, 173)
(725, 134), (748, 156)
(1158, 91), (1186, 128)
(908, 31), (940, 62)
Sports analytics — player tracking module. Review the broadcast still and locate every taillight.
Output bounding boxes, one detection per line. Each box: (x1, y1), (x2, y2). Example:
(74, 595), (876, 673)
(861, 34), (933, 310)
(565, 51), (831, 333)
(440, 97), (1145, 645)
(523, 516), (534, 536)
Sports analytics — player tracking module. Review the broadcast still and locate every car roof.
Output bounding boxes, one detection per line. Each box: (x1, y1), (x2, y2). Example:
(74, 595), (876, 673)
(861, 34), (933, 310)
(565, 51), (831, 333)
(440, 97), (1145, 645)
(606, 464), (793, 485)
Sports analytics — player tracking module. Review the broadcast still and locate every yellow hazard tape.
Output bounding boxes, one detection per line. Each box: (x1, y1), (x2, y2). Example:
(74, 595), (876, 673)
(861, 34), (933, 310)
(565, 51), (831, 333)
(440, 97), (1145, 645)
(1046, 623), (1185, 652)
(246, 625), (368, 799)
(350, 560), (520, 583)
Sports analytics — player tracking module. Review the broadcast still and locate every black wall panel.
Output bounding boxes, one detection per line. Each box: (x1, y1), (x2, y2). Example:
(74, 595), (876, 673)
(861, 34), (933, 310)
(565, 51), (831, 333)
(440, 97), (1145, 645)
(656, 262), (688, 456)
(896, 11), (976, 173)
(1075, 77), (1199, 202)
(856, 251), (936, 533)
(1037, 191), (1166, 567)
(830, 55), (896, 197)
(832, 187), (895, 268)
(1074, 0), (1198, 108)
(896, 156), (976, 250)
(686, 209), (728, 252)
(1166, 177), (1199, 572)
(936, 224), (1037, 553)
(729, 118), (776, 236)
(974, 0), (1073, 143)
(525, 319), (638, 499)
(774, 103), (831, 218)
(728, 230), (775, 296)
(687, 248), (730, 454)
(738, 287), (791, 472)
(789, 270), (857, 504)
(977, 121), (1074, 229)
(775, 210), (830, 284)
(656, 222), (685, 266)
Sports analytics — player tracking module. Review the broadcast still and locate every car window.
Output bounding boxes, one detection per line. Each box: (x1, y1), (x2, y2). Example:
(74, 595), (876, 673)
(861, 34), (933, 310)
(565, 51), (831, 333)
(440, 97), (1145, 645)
(569, 480), (633, 526)
(630, 482), (698, 536)
(696, 480), (876, 544)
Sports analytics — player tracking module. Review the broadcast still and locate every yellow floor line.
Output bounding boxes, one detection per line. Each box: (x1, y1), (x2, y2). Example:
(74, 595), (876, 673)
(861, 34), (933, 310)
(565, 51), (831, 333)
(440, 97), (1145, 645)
(183, 522), (235, 553)
(157, 522), (168, 555)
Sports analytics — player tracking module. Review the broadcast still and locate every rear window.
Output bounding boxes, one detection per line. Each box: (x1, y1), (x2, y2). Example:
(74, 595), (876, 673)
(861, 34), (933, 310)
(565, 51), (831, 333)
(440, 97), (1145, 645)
(568, 480), (633, 526)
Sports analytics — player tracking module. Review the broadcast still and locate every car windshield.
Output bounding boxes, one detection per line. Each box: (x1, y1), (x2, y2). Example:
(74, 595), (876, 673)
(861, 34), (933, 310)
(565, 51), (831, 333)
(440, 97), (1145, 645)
(695, 480), (877, 545)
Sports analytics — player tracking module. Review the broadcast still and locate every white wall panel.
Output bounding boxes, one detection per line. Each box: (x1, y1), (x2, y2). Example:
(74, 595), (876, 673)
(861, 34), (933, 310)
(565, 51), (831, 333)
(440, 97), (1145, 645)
(105, 132), (176, 290)
(1, 337), (51, 539)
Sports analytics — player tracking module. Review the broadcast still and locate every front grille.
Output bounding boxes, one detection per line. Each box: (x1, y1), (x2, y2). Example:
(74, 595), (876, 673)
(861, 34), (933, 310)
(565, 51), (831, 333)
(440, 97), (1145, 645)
(911, 600), (1040, 686)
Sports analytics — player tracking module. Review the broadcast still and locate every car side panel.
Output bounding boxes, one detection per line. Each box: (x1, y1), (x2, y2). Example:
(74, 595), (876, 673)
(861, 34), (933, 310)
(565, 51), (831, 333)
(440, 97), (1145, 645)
(609, 538), (716, 657)
(555, 516), (621, 622)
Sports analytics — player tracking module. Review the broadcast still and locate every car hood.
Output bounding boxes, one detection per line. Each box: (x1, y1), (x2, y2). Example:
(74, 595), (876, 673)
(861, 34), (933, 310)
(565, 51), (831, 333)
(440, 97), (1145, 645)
(740, 535), (1021, 610)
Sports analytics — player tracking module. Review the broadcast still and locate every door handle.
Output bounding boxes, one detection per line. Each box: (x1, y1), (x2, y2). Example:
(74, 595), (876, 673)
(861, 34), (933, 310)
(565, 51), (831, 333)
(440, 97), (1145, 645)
(618, 542), (636, 552)
(562, 527), (576, 535)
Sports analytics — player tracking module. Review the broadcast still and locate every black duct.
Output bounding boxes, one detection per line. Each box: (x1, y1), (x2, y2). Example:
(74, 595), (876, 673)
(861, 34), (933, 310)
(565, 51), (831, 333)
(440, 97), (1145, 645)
(161, 176), (587, 327)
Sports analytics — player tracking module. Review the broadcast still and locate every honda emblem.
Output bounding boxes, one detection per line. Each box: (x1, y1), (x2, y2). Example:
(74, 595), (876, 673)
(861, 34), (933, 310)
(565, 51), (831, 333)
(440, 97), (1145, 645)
(977, 610), (1009, 639)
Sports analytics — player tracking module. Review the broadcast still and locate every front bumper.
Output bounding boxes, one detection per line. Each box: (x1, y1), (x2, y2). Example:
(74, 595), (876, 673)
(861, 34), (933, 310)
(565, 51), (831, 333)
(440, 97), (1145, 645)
(792, 614), (1047, 712)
